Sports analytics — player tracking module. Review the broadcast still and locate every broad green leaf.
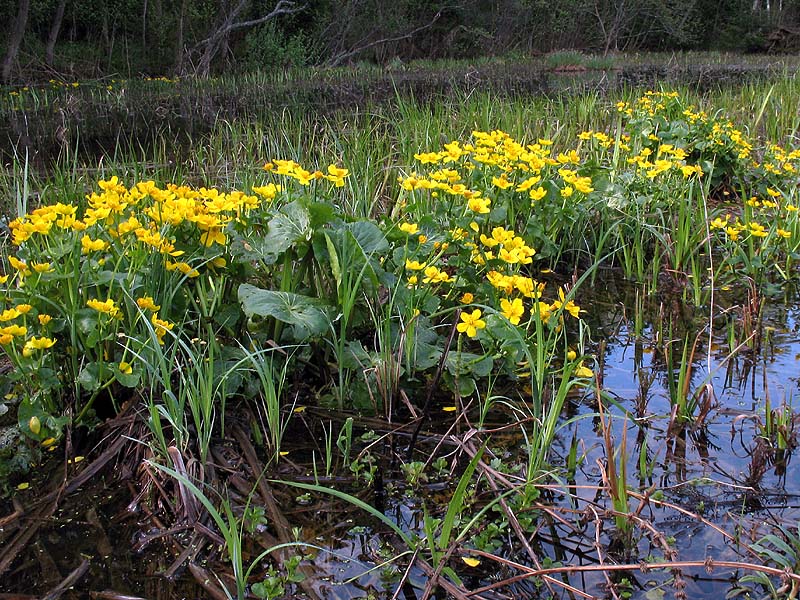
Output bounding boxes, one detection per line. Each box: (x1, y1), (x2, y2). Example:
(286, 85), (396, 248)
(78, 361), (112, 391)
(230, 200), (311, 264)
(446, 351), (494, 378)
(238, 284), (333, 341)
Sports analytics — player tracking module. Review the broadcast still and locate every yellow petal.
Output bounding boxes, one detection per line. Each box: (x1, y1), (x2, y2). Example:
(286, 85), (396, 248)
(443, 406), (457, 412)
(16, 482), (29, 490)
(461, 556), (481, 567)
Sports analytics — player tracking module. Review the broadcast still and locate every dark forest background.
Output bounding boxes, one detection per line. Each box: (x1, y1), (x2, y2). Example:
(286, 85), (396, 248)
(3, 0), (800, 83)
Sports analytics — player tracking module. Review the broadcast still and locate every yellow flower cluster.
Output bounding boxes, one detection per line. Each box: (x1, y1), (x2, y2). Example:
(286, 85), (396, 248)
(401, 129), (597, 207)
(264, 160), (350, 188)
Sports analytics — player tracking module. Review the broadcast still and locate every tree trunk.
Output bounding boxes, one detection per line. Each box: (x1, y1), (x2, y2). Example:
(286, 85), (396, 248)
(2, 0), (31, 83)
(175, 0), (188, 74)
(45, 0), (68, 67)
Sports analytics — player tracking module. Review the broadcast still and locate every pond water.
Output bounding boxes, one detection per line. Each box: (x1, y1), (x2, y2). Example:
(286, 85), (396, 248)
(2, 279), (799, 599)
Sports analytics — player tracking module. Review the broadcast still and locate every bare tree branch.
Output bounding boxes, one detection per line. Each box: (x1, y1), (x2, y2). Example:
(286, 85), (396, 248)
(327, 10), (443, 67)
(193, 0), (306, 51)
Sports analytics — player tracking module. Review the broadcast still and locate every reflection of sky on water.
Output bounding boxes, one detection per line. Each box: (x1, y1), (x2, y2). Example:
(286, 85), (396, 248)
(312, 294), (800, 598)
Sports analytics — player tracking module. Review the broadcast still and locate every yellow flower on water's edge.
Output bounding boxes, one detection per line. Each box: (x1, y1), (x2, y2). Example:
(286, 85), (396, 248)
(457, 309), (486, 338)
(574, 361), (594, 378)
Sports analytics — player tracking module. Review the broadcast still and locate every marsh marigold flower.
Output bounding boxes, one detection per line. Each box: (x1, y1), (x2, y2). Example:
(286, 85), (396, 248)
(457, 309), (486, 338)
(151, 313), (174, 345)
(22, 336), (56, 357)
(500, 298), (525, 325)
(81, 235), (109, 253)
(87, 298), (122, 319)
(136, 296), (161, 312)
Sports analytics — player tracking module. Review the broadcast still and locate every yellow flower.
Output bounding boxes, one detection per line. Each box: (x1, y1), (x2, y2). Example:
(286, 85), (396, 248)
(553, 289), (581, 318)
(151, 313), (174, 345)
(574, 362), (594, 378)
(22, 336), (56, 356)
(81, 235), (109, 253)
(566, 349), (577, 361)
(457, 309), (486, 338)
(38, 314), (52, 325)
(709, 216), (729, 230)
(417, 234), (428, 244)
(748, 222), (768, 238)
(500, 298), (525, 325)
(166, 260), (200, 278)
(87, 298), (122, 318)
(15, 304), (32, 314)
(32, 262), (53, 273)
(0, 334), (13, 345)
(399, 222), (419, 235)
(491, 175), (513, 190)
(460, 292), (474, 304)
(528, 186), (547, 202)
(0, 324), (27, 337)
(422, 265), (452, 284)
(136, 296), (161, 311)
(0, 308), (20, 322)
(119, 361), (133, 375)
(8, 256), (30, 276)
(467, 197), (491, 214)
(777, 228), (792, 239)
(405, 259), (425, 271)
(199, 228), (227, 247)
(252, 183), (281, 200)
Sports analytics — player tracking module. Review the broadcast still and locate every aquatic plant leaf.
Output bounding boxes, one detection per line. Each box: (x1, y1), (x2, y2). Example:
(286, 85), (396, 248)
(446, 351), (494, 378)
(238, 284), (333, 341)
(230, 200), (311, 264)
(78, 361), (112, 391)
